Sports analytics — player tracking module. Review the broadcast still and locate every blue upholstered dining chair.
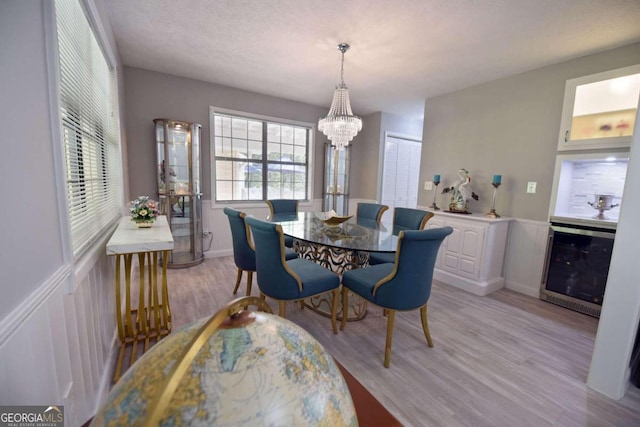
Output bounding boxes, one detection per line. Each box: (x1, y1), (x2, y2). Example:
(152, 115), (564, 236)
(341, 226), (453, 367)
(368, 207), (435, 265)
(356, 202), (389, 222)
(245, 216), (341, 333)
(223, 207), (297, 296)
(265, 199), (299, 247)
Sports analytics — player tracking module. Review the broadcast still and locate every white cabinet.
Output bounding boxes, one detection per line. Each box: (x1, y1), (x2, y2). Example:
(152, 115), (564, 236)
(557, 64), (640, 151)
(429, 212), (511, 296)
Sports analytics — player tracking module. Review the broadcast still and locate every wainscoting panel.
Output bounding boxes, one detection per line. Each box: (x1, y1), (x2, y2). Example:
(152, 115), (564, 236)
(0, 248), (117, 427)
(503, 218), (550, 298)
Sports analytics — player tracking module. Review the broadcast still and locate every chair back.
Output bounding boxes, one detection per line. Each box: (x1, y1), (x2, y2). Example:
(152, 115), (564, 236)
(393, 207), (434, 231)
(245, 216), (302, 298)
(374, 227), (453, 310)
(266, 199), (299, 216)
(223, 207), (255, 271)
(356, 202), (389, 222)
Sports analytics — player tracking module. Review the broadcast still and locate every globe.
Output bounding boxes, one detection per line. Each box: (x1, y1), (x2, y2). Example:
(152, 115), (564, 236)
(92, 297), (358, 426)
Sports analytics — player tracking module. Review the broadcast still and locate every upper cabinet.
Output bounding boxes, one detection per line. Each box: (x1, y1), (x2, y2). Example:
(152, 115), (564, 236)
(557, 64), (640, 151)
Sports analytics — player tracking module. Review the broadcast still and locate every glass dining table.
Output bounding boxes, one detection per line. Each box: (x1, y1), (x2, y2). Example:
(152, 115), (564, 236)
(267, 212), (401, 320)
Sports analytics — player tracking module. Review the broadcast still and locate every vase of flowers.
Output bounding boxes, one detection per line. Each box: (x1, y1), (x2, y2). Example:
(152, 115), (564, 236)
(130, 196), (160, 228)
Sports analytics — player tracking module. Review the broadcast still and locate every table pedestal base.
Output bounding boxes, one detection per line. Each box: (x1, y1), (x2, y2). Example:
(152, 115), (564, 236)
(113, 251), (172, 382)
(293, 239), (368, 321)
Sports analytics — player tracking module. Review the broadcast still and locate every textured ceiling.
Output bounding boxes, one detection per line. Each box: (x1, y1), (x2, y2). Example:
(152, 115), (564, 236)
(105, 0), (640, 118)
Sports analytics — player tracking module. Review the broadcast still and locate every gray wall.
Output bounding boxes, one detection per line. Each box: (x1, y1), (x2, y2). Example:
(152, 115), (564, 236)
(350, 111), (423, 200)
(419, 42), (640, 221)
(0, 0), (64, 320)
(123, 67), (330, 201)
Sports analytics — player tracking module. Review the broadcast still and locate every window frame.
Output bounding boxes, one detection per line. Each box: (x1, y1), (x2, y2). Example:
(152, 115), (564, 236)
(46, 0), (124, 278)
(209, 106), (314, 207)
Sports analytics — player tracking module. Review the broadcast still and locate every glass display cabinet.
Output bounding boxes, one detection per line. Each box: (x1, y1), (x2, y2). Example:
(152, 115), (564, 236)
(557, 64), (640, 151)
(323, 143), (350, 215)
(154, 118), (203, 268)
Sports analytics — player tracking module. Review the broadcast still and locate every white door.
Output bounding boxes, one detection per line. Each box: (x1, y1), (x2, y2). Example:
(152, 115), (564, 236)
(381, 136), (422, 214)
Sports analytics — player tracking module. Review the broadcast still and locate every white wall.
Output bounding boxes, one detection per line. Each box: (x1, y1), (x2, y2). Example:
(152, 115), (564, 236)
(588, 107), (640, 399)
(0, 1), (125, 424)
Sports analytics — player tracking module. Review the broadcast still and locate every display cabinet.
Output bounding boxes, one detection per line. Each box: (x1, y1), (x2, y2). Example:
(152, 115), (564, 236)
(557, 64), (640, 151)
(323, 143), (350, 215)
(154, 119), (203, 268)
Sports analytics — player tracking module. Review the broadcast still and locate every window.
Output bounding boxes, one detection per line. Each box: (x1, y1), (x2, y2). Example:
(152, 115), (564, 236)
(55, 0), (123, 257)
(212, 110), (311, 202)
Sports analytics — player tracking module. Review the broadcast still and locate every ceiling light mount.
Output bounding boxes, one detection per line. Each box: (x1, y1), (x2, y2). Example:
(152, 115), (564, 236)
(318, 42), (362, 150)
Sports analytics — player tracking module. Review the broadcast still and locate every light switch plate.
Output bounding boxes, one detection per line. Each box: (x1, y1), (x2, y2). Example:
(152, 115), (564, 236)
(527, 182), (537, 194)
(424, 181), (433, 191)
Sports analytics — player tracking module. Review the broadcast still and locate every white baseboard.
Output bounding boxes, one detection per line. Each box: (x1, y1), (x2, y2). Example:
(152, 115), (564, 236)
(434, 270), (504, 296)
(504, 279), (541, 298)
(205, 249), (233, 258)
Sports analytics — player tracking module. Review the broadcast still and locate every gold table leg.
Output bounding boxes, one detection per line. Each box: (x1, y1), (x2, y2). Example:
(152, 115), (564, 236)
(112, 250), (172, 383)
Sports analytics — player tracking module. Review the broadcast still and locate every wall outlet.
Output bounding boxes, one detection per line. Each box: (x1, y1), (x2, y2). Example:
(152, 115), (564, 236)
(424, 181), (433, 191)
(527, 182), (537, 194)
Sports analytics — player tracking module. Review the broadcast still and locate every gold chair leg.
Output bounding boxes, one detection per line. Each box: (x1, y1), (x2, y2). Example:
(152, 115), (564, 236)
(384, 310), (396, 368)
(260, 292), (266, 301)
(420, 304), (434, 347)
(245, 271), (253, 296)
(330, 288), (339, 334)
(233, 268), (242, 294)
(340, 287), (349, 331)
(278, 301), (286, 318)
(299, 300), (305, 310)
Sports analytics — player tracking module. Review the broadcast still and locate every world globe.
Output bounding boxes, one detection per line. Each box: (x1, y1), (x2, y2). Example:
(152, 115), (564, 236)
(92, 297), (358, 426)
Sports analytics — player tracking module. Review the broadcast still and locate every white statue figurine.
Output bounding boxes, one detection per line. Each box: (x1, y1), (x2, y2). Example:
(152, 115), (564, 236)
(442, 168), (479, 213)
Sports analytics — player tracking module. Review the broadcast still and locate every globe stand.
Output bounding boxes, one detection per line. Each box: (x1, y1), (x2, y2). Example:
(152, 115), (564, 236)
(429, 181), (441, 210)
(485, 182), (501, 218)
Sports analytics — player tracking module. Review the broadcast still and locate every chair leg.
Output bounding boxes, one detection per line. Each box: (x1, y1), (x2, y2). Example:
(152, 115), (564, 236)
(278, 301), (286, 318)
(233, 268), (243, 294)
(420, 304), (434, 347)
(384, 310), (396, 368)
(299, 300), (305, 310)
(245, 271), (253, 296)
(340, 287), (349, 331)
(260, 292), (266, 300)
(330, 288), (339, 334)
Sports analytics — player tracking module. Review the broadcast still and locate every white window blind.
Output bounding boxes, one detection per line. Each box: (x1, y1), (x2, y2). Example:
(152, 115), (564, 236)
(55, 0), (123, 257)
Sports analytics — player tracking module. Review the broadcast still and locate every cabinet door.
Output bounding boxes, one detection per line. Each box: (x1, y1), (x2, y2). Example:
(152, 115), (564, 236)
(440, 221), (462, 274)
(457, 225), (485, 279)
(426, 217), (447, 268)
(439, 219), (485, 279)
(557, 65), (640, 151)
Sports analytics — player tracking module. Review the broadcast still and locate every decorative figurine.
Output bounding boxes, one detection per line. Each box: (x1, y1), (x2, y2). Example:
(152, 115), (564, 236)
(442, 168), (478, 213)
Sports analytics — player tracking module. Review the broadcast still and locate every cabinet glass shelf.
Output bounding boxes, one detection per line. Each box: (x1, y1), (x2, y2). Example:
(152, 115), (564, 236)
(154, 118), (203, 268)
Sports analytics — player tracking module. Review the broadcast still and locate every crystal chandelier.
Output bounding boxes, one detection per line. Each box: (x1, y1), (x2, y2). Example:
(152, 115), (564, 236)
(318, 43), (362, 150)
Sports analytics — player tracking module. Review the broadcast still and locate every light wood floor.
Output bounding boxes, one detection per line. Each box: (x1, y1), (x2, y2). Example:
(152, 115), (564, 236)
(161, 256), (640, 426)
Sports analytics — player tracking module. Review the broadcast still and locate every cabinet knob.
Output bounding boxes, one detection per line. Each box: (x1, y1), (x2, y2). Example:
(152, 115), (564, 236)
(564, 130), (569, 142)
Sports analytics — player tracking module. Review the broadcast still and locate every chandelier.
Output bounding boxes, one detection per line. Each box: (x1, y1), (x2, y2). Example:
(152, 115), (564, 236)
(318, 43), (362, 150)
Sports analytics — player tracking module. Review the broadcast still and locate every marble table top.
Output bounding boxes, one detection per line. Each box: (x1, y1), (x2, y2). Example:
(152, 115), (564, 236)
(106, 215), (174, 255)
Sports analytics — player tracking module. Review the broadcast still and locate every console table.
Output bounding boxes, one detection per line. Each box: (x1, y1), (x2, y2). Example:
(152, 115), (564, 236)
(106, 215), (174, 382)
(428, 212), (512, 296)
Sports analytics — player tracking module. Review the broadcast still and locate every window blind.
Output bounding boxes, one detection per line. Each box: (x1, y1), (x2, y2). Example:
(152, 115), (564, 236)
(55, 0), (123, 258)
